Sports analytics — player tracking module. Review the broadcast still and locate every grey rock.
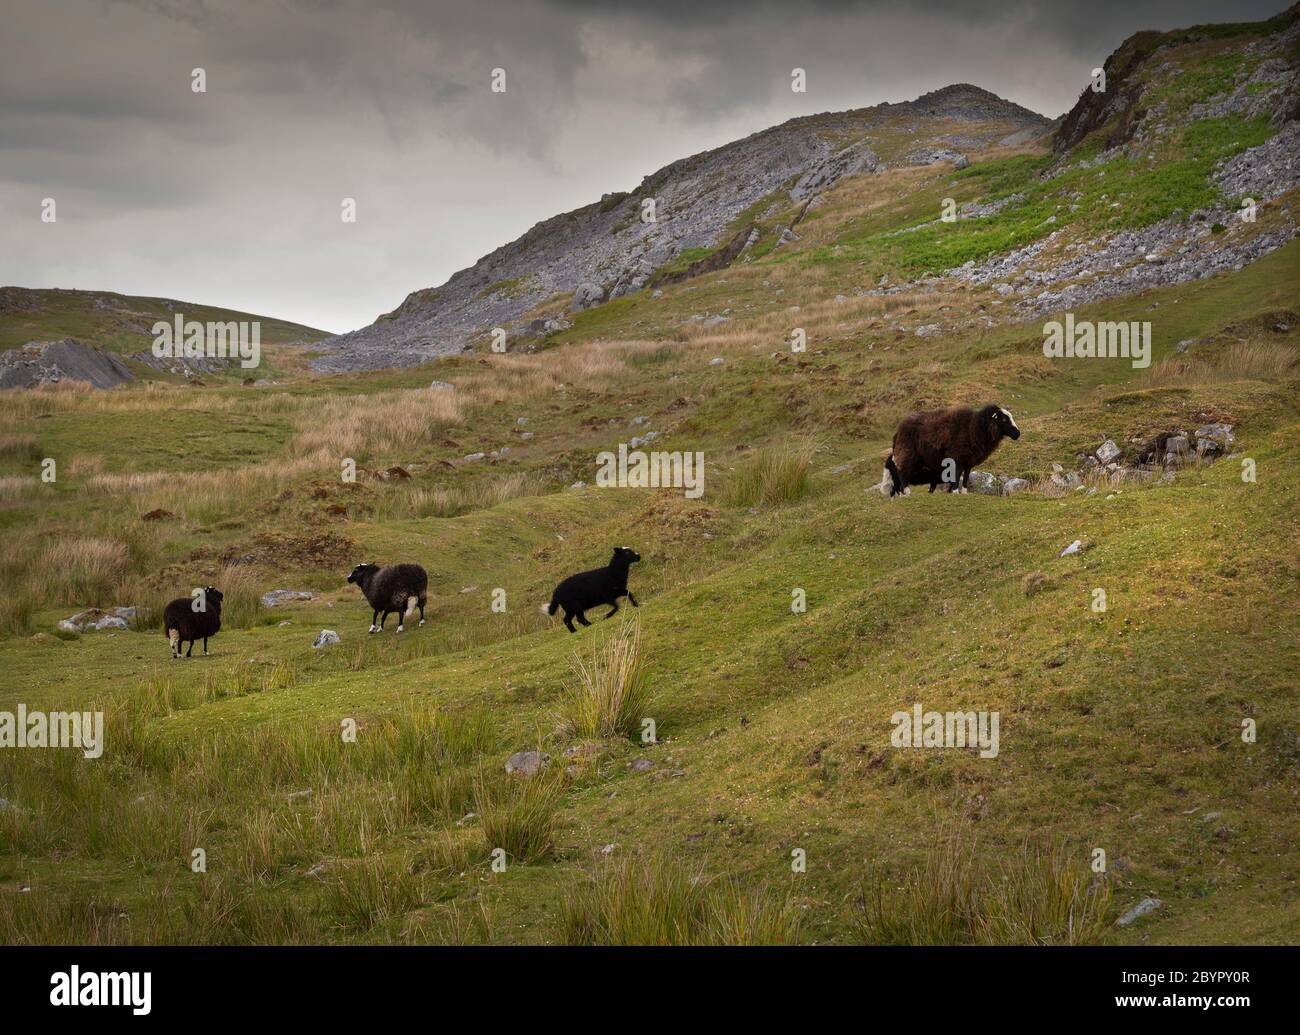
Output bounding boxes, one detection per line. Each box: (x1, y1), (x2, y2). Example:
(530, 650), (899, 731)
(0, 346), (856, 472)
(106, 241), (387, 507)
(968, 470), (999, 494)
(1, 338), (135, 390)
(1059, 539), (1083, 557)
(1002, 477), (1030, 496)
(630, 758), (656, 773)
(1116, 897), (1162, 927)
(311, 630), (341, 649)
(505, 750), (549, 777)
(261, 590), (313, 608)
(1096, 440), (1122, 463)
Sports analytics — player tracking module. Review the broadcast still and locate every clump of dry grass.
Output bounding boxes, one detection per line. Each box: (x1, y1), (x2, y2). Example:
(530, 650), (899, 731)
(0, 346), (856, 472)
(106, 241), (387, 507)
(0, 433), (41, 463)
(557, 618), (652, 740)
(35, 536), (131, 607)
(856, 833), (1111, 945)
(475, 771), (564, 864)
(1145, 342), (1296, 386)
(560, 856), (802, 945)
(726, 441), (815, 506)
(290, 388), (463, 458)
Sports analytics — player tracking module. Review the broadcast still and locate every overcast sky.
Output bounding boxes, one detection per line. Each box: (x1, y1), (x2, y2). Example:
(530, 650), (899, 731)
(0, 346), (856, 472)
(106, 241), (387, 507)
(1, 0), (1282, 333)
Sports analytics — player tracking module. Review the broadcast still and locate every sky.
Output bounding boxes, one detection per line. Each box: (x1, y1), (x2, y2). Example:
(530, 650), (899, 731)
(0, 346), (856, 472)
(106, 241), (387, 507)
(1, 0), (1284, 334)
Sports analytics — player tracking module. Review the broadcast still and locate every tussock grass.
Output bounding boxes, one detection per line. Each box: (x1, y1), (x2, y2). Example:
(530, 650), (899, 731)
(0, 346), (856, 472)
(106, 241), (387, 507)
(212, 563), (264, 629)
(0, 433), (41, 463)
(36, 536), (130, 607)
(1145, 342), (1297, 386)
(855, 834), (1111, 945)
(557, 617), (651, 739)
(475, 772), (564, 864)
(326, 856), (427, 931)
(560, 856), (802, 945)
(290, 389), (463, 458)
(726, 441), (815, 506)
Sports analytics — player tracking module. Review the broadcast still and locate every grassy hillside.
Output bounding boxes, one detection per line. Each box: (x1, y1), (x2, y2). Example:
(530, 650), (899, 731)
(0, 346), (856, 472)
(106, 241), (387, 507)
(0, 287), (331, 383)
(1, 13), (1298, 946)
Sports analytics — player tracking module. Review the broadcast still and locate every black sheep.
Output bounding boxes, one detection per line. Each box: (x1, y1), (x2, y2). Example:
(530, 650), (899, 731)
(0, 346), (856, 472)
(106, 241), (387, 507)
(884, 404), (1021, 496)
(544, 547), (641, 633)
(163, 586), (224, 659)
(346, 562), (428, 633)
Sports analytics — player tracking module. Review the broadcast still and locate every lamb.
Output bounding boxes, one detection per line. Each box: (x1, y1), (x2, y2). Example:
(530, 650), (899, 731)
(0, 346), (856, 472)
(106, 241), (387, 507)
(346, 562), (428, 633)
(884, 404), (1021, 496)
(163, 586), (224, 659)
(543, 547), (641, 633)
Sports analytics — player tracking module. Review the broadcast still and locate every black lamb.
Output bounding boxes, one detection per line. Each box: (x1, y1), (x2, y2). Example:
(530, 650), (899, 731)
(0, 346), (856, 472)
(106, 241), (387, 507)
(544, 547), (641, 633)
(346, 562), (428, 633)
(163, 586), (224, 659)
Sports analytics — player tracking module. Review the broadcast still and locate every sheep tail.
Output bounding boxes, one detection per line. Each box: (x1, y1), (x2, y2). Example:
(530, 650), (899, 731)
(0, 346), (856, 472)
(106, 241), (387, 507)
(542, 594), (559, 616)
(404, 596), (419, 618)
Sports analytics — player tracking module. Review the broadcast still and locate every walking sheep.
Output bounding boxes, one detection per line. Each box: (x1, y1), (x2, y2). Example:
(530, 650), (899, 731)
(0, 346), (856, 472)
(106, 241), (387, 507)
(163, 586), (224, 659)
(543, 547), (641, 633)
(346, 562), (428, 633)
(884, 404), (1021, 496)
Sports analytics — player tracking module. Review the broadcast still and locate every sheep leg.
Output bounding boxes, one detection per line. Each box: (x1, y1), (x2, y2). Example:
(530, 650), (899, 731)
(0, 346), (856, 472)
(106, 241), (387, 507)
(203, 637), (209, 656)
(379, 611), (390, 630)
(418, 596), (427, 627)
(575, 611), (592, 627)
(369, 609), (379, 634)
(563, 611), (577, 633)
(604, 602), (619, 618)
(185, 639), (194, 658)
(627, 592), (639, 607)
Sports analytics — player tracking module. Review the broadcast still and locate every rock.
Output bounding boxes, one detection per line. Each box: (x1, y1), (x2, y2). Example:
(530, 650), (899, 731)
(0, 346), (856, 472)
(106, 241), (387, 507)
(629, 431), (659, 449)
(630, 758), (656, 773)
(1116, 897), (1162, 927)
(600, 843), (618, 855)
(954, 154), (970, 170)
(57, 607), (135, 632)
(1060, 539), (1084, 557)
(1165, 435), (1189, 456)
(1194, 422), (1234, 449)
(0, 338), (135, 389)
(1096, 439), (1121, 463)
(570, 282), (606, 312)
(1050, 471), (1082, 490)
(505, 750), (549, 778)
(1002, 477), (1030, 496)
(968, 470), (999, 494)
(701, 315), (730, 328)
(312, 630), (340, 649)
(630, 415), (649, 426)
(463, 452), (486, 463)
(709, 357), (725, 366)
(570, 481), (586, 490)
(429, 380), (454, 390)
(261, 590), (313, 608)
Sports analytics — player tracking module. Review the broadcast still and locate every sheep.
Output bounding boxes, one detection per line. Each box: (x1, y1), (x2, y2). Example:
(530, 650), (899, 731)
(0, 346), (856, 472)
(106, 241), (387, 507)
(543, 547), (641, 633)
(884, 404), (1021, 496)
(346, 562), (428, 633)
(163, 586), (224, 659)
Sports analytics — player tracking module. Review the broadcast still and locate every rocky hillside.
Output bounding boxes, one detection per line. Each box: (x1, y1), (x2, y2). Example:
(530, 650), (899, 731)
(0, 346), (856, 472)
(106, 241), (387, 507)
(308, 85), (1050, 372)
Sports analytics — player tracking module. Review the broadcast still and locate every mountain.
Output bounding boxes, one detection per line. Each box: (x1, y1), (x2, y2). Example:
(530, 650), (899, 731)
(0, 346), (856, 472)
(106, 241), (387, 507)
(309, 85), (1051, 372)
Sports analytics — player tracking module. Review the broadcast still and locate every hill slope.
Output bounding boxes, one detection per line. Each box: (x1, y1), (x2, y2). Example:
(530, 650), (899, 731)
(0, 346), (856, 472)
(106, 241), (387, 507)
(0, 7), (1298, 946)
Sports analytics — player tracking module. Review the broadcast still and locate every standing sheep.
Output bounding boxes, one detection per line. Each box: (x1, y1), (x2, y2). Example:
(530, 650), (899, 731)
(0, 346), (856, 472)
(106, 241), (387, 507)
(346, 562), (428, 633)
(543, 547), (641, 633)
(163, 586), (224, 659)
(884, 404), (1021, 496)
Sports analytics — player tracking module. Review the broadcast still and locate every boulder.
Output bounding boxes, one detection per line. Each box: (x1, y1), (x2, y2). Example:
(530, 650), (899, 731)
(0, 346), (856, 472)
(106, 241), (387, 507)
(968, 470), (999, 494)
(1002, 477), (1030, 496)
(505, 750), (549, 778)
(570, 282), (606, 312)
(312, 630), (341, 649)
(1096, 439), (1122, 463)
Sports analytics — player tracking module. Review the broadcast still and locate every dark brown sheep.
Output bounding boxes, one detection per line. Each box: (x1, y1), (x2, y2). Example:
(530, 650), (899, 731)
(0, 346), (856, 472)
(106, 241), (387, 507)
(163, 586), (224, 659)
(884, 404), (1021, 496)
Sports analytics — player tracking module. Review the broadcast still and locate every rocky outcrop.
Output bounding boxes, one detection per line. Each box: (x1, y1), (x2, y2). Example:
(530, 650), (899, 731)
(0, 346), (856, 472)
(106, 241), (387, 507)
(0, 338), (134, 389)
(307, 85), (1048, 373)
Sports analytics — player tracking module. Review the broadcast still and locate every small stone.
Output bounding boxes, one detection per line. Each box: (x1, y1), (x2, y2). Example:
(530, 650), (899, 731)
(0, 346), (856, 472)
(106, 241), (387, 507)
(312, 630), (341, 649)
(630, 758), (656, 773)
(1060, 539), (1083, 557)
(505, 750), (549, 778)
(1116, 897), (1162, 927)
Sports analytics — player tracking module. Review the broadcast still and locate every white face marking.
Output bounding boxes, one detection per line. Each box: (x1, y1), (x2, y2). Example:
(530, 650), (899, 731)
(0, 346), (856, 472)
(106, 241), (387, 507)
(999, 408), (1020, 434)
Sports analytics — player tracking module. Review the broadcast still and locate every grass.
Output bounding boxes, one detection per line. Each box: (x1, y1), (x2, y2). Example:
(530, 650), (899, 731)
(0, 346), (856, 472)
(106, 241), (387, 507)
(726, 441), (815, 506)
(561, 856), (802, 945)
(557, 617), (652, 739)
(475, 772), (564, 865)
(855, 832), (1112, 945)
